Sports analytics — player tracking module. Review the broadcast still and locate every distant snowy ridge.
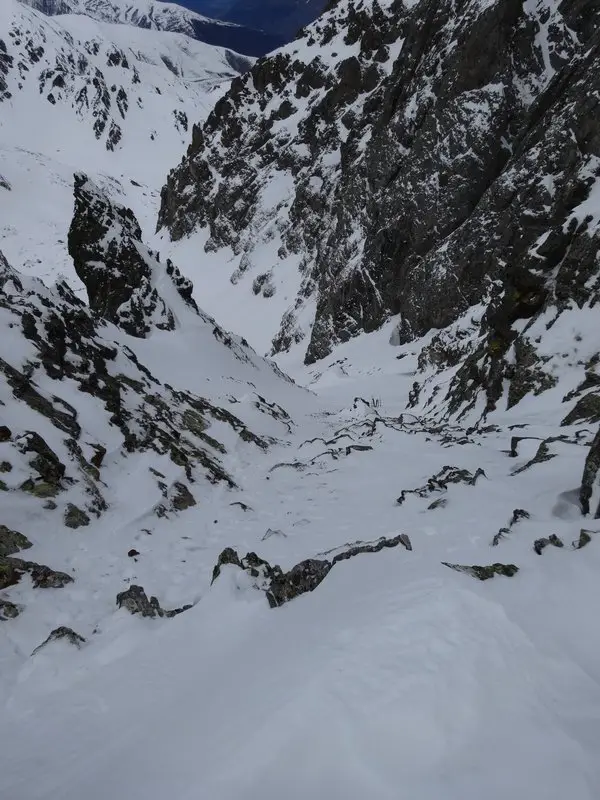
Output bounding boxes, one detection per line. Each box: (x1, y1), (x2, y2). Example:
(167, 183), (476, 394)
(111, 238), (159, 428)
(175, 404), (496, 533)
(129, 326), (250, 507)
(18, 0), (282, 55)
(0, 0), (244, 287)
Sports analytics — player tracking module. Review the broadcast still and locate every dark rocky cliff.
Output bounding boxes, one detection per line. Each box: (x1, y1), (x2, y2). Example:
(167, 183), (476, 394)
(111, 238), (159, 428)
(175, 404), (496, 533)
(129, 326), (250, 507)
(158, 0), (600, 387)
(69, 174), (199, 337)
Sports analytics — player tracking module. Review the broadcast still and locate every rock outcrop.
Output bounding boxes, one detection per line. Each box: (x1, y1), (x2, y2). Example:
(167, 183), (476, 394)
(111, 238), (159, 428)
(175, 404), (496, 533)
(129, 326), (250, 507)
(442, 562), (519, 581)
(31, 626), (86, 655)
(211, 533), (412, 607)
(0, 231), (297, 641)
(580, 427), (600, 517)
(0, 598), (21, 620)
(534, 535), (564, 555)
(64, 504), (91, 529)
(396, 465), (486, 506)
(0, 244), (272, 534)
(69, 174), (198, 337)
(0, 557), (73, 590)
(0, 525), (33, 557)
(116, 584), (192, 618)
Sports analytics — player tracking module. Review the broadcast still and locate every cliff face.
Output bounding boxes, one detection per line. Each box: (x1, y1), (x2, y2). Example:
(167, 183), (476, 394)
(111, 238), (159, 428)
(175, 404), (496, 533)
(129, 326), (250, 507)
(69, 174), (199, 337)
(158, 0), (599, 379)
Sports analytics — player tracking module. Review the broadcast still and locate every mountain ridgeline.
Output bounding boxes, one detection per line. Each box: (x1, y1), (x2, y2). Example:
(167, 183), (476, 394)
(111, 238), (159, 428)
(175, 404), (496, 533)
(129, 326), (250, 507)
(158, 0), (600, 413)
(18, 0), (281, 56)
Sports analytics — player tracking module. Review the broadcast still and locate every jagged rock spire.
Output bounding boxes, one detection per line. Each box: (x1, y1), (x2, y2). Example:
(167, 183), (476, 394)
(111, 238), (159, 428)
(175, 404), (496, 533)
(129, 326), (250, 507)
(68, 173), (198, 337)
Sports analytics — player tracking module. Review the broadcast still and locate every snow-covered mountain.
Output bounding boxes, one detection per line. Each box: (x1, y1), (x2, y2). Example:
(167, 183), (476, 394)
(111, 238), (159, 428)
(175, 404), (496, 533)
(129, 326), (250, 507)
(19, 0), (282, 55)
(2, 0), (600, 798)
(0, 0), (248, 288)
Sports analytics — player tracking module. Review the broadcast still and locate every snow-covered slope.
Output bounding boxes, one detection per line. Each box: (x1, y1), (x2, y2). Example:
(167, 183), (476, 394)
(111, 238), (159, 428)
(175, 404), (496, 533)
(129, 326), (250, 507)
(2, 267), (600, 798)
(0, 0), (244, 288)
(1, 0), (600, 797)
(19, 0), (282, 55)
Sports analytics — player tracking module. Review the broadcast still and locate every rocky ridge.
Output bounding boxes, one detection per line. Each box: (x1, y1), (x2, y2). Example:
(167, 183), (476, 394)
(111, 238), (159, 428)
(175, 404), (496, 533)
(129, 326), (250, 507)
(0, 174), (302, 635)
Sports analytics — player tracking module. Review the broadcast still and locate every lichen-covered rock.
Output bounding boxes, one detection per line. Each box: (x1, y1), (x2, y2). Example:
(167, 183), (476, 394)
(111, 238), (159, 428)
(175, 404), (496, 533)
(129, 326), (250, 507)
(64, 504), (91, 529)
(573, 529), (596, 550)
(16, 432), (66, 495)
(0, 525), (32, 557)
(534, 535), (564, 555)
(0, 559), (21, 590)
(31, 626), (86, 655)
(442, 563), (519, 581)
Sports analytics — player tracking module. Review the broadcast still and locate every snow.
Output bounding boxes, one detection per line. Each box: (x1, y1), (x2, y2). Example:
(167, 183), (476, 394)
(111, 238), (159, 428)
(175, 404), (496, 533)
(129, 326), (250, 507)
(1, 1), (600, 798)
(2, 311), (600, 798)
